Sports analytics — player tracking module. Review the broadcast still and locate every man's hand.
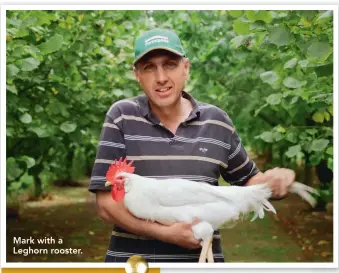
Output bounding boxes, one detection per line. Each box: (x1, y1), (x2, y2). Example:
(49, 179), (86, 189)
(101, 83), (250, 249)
(263, 167), (295, 199)
(159, 221), (201, 249)
(247, 167), (296, 199)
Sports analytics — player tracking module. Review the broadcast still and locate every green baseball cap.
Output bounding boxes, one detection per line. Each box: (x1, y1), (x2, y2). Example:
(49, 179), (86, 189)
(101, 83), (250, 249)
(134, 28), (185, 64)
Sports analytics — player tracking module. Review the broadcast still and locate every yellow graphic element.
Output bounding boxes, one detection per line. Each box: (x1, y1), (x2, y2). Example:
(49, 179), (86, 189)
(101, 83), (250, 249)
(2, 267), (159, 273)
(125, 255), (149, 273)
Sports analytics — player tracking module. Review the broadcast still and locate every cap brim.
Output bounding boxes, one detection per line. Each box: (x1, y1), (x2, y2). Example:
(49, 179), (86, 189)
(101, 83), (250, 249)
(133, 47), (185, 65)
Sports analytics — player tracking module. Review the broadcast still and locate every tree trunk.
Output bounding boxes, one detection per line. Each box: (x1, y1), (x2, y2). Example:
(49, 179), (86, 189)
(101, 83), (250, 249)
(28, 164), (44, 198)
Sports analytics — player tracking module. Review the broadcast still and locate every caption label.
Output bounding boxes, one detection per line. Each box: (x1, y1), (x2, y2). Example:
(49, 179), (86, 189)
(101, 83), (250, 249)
(13, 236), (83, 256)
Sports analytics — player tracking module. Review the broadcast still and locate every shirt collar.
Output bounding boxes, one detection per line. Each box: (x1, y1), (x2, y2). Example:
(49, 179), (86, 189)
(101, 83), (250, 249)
(138, 91), (201, 124)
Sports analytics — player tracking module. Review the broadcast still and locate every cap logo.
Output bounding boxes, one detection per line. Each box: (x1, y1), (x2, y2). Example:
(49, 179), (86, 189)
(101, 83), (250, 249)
(145, 35), (169, 46)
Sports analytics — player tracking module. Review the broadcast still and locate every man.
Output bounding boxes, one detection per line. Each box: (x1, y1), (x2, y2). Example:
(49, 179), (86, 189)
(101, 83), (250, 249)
(89, 28), (295, 262)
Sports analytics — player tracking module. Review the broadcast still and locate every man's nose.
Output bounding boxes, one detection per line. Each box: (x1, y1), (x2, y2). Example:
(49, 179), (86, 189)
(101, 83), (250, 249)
(155, 67), (168, 84)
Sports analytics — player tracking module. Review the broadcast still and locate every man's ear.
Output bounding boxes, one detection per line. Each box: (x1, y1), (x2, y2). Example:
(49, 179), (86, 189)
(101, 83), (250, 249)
(133, 66), (140, 82)
(183, 58), (190, 79)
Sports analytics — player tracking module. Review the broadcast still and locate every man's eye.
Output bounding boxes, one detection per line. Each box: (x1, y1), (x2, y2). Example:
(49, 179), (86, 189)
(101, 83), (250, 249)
(164, 62), (177, 69)
(143, 65), (154, 72)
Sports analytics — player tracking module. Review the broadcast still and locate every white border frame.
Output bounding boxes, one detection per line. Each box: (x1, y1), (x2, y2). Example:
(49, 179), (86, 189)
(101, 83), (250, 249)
(1, 5), (338, 269)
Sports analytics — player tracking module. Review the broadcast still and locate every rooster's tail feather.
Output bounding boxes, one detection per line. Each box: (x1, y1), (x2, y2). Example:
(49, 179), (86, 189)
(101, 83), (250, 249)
(289, 181), (319, 207)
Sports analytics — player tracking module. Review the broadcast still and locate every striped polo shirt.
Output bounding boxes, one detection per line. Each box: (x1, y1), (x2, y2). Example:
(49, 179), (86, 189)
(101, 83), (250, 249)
(89, 91), (259, 262)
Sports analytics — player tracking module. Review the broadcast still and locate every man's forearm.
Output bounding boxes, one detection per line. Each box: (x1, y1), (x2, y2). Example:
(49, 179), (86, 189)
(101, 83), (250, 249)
(96, 192), (167, 240)
(245, 172), (265, 186)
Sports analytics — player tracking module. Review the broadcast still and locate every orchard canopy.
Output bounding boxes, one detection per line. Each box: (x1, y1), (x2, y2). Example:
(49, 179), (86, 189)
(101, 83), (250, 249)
(6, 10), (333, 202)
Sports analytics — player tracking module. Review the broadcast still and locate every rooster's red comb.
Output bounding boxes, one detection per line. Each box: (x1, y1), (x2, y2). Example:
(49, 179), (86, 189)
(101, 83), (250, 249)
(106, 157), (135, 182)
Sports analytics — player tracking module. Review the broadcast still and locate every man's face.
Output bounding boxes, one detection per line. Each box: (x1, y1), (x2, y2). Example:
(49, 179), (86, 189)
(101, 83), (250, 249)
(134, 50), (190, 108)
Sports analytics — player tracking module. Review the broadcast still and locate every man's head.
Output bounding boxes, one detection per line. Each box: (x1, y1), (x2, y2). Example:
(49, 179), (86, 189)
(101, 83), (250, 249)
(133, 29), (190, 109)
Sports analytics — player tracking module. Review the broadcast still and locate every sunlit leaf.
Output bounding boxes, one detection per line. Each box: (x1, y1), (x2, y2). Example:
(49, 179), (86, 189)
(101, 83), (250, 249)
(233, 19), (250, 35)
(312, 111), (325, 123)
(307, 42), (332, 61)
(228, 10), (243, 18)
(60, 122), (77, 133)
(284, 58), (298, 69)
(39, 34), (63, 54)
(245, 10), (272, 23)
(19, 57), (40, 71)
(268, 26), (292, 46)
(20, 113), (32, 124)
(7, 85), (18, 95)
(260, 71), (279, 84)
(230, 36), (245, 49)
(285, 145), (301, 158)
(315, 10), (333, 25)
(266, 93), (282, 105)
(258, 131), (274, 143)
(326, 146), (333, 155)
(310, 139), (329, 152)
(283, 77), (307, 89)
(7, 64), (20, 77)
(6, 157), (24, 181)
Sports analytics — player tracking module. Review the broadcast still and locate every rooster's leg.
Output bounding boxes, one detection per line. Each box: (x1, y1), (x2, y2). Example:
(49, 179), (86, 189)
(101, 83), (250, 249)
(199, 236), (213, 263)
(207, 241), (214, 263)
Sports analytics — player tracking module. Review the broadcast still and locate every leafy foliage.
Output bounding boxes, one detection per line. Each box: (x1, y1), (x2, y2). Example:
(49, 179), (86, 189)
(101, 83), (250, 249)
(6, 10), (333, 202)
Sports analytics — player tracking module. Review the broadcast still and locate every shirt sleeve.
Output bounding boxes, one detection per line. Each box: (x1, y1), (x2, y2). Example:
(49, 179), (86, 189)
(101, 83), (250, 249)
(220, 129), (260, 186)
(88, 113), (126, 193)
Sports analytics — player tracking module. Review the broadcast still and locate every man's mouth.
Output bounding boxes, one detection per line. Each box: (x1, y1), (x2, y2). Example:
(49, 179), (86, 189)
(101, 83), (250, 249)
(156, 87), (172, 92)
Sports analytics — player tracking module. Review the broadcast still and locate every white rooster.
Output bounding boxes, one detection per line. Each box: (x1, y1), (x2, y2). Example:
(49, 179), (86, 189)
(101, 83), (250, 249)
(104, 158), (318, 262)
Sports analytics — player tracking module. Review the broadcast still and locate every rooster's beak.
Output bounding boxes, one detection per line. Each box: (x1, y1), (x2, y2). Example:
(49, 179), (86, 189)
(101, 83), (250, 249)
(105, 181), (112, 187)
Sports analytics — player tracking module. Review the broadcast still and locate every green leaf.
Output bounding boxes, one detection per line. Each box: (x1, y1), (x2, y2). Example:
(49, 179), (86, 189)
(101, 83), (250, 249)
(273, 131), (284, 141)
(28, 127), (49, 138)
(7, 85), (18, 95)
(310, 139), (329, 152)
(35, 105), (44, 113)
(290, 96), (299, 104)
(6, 157), (24, 181)
(230, 36), (245, 49)
(245, 10), (272, 23)
(20, 156), (36, 168)
(312, 111), (324, 123)
(310, 153), (323, 166)
(228, 10), (243, 18)
(254, 103), (268, 116)
(327, 157), (333, 171)
(19, 57), (40, 71)
(284, 58), (298, 69)
(327, 105), (333, 116)
(286, 132), (298, 143)
(305, 129), (317, 136)
(298, 60), (309, 68)
(60, 122), (77, 133)
(324, 111), (330, 121)
(307, 42), (332, 61)
(326, 146), (333, 155)
(233, 19), (250, 35)
(285, 145), (301, 158)
(260, 71), (278, 84)
(315, 10), (333, 25)
(39, 34), (64, 55)
(276, 125), (286, 133)
(283, 77), (307, 89)
(112, 89), (124, 97)
(268, 27), (292, 47)
(259, 131), (274, 143)
(31, 11), (57, 25)
(20, 113), (32, 124)
(266, 93), (282, 105)
(7, 64), (20, 77)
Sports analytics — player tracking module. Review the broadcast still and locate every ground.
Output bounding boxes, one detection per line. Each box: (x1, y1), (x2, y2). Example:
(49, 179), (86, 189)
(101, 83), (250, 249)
(7, 183), (333, 263)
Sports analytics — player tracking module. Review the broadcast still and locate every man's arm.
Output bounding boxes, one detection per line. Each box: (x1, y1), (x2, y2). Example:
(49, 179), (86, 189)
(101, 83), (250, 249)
(96, 191), (201, 249)
(245, 168), (295, 199)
